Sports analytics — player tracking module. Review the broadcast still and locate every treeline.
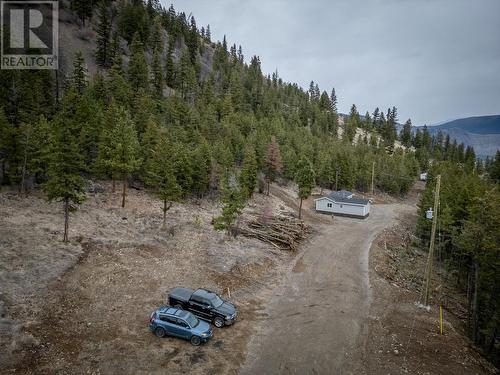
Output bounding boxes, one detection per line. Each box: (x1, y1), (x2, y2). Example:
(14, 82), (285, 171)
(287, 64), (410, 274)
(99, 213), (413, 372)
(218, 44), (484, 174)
(417, 158), (500, 364)
(0, 0), (466, 237)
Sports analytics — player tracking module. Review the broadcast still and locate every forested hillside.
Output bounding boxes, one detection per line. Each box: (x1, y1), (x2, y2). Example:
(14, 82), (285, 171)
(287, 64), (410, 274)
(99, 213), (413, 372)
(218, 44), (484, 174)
(0, 0), (476, 214)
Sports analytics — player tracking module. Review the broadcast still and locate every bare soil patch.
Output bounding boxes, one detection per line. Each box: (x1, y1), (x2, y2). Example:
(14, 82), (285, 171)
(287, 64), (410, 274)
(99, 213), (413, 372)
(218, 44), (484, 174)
(0, 182), (302, 374)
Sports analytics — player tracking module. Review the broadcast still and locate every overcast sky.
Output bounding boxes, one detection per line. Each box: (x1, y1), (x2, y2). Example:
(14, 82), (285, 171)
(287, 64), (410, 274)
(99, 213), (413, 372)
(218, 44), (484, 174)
(164, 0), (500, 125)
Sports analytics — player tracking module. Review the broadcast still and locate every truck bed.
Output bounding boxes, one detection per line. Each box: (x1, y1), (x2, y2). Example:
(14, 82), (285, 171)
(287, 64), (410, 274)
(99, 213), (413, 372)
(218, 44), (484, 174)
(169, 287), (194, 303)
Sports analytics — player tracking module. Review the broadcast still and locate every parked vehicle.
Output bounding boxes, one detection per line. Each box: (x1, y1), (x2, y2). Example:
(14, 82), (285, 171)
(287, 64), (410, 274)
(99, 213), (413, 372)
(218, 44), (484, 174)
(149, 306), (212, 346)
(168, 287), (237, 328)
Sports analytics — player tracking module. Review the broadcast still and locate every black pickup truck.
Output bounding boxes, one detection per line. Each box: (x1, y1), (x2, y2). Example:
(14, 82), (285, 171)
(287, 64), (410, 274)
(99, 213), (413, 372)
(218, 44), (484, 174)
(168, 288), (237, 328)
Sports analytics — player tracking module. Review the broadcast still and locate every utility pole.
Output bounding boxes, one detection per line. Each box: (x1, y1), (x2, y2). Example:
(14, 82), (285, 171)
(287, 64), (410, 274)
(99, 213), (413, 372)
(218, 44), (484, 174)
(335, 170), (339, 191)
(424, 174), (441, 306)
(371, 161), (375, 195)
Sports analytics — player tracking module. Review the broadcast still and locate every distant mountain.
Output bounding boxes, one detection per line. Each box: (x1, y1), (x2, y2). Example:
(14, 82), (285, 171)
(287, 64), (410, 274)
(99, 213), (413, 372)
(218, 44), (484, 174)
(428, 116), (500, 135)
(418, 115), (500, 157)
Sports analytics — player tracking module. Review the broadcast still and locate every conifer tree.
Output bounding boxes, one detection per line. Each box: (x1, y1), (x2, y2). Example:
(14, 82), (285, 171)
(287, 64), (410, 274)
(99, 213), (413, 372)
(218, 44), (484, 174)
(109, 31), (121, 68)
(330, 88), (338, 113)
(71, 52), (87, 95)
(240, 144), (258, 198)
(0, 107), (16, 185)
(264, 136), (283, 195)
(150, 16), (163, 52)
(319, 91), (331, 111)
(96, 1), (111, 67)
(171, 142), (193, 194)
(237, 46), (244, 63)
(165, 45), (175, 88)
(141, 116), (159, 168)
(191, 140), (211, 197)
(488, 151), (500, 183)
(97, 103), (141, 207)
(43, 89), (86, 242)
(187, 16), (199, 64)
(176, 49), (197, 100)
(70, 0), (93, 25)
(145, 136), (182, 225)
(18, 115), (51, 194)
(107, 62), (133, 107)
(128, 33), (149, 93)
(400, 119), (412, 147)
(151, 48), (164, 98)
(372, 107), (380, 130)
(295, 156), (315, 219)
(345, 104), (359, 143)
(206, 24), (211, 42)
(213, 187), (245, 234)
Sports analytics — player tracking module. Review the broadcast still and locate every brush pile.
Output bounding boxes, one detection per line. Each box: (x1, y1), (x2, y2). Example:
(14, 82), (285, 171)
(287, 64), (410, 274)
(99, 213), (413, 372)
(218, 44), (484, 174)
(240, 216), (310, 251)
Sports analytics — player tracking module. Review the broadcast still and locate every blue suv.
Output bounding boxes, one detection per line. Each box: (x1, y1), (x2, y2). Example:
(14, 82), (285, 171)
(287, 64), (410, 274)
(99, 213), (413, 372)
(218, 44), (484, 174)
(149, 306), (213, 346)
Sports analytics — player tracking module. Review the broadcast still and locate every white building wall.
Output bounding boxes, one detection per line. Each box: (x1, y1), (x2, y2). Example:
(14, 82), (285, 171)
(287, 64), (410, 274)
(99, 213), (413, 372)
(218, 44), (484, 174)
(315, 198), (370, 217)
(333, 202), (365, 217)
(315, 198), (334, 212)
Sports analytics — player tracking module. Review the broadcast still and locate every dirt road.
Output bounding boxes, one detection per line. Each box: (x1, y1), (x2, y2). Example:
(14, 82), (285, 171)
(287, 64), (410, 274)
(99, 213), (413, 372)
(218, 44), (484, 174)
(241, 204), (408, 375)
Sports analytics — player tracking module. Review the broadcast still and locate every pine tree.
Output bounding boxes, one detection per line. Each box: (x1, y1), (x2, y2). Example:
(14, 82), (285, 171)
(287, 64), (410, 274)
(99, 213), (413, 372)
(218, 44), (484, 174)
(151, 48), (164, 98)
(345, 104), (359, 143)
(372, 107), (380, 130)
(400, 119), (412, 147)
(176, 49), (197, 100)
(0, 107), (16, 185)
(97, 103), (141, 207)
(206, 24), (211, 42)
(141, 116), (159, 169)
(165, 45), (175, 88)
(145, 135), (182, 225)
(109, 31), (121, 68)
(127, 33), (149, 93)
(18, 115), (51, 194)
(191, 140), (211, 197)
(319, 91), (331, 111)
(295, 156), (315, 219)
(237, 45), (244, 63)
(363, 111), (372, 130)
(213, 187), (245, 234)
(488, 151), (500, 183)
(107, 62), (133, 107)
(187, 16), (199, 64)
(330, 88), (338, 113)
(264, 136), (283, 195)
(240, 144), (258, 198)
(96, 1), (111, 67)
(71, 52), (87, 95)
(43, 89), (86, 242)
(150, 15), (163, 52)
(70, 0), (93, 25)
(77, 92), (104, 167)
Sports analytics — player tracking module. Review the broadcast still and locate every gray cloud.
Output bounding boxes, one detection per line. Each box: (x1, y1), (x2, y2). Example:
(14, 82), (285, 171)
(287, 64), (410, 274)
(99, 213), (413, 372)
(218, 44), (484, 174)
(164, 0), (500, 125)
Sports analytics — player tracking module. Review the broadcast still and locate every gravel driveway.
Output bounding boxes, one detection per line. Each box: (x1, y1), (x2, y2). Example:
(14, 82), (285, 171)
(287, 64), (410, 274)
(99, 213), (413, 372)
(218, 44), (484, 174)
(241, 204), (403, 375)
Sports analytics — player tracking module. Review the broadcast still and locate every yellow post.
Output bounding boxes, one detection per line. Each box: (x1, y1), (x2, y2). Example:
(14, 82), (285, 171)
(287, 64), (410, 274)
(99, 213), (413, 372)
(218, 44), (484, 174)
(440, 305), (443, 335)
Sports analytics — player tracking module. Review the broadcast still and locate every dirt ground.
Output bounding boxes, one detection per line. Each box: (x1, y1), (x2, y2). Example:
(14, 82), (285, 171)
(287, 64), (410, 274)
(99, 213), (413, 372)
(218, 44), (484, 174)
(1, 181), (497, 374)
(0, 182), (298, 374)
(241, 202), (406, 374)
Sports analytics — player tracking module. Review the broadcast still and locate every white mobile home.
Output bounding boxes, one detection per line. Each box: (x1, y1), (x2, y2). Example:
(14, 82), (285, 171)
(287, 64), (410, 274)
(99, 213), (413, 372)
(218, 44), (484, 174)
(315, 191), (371, 219)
